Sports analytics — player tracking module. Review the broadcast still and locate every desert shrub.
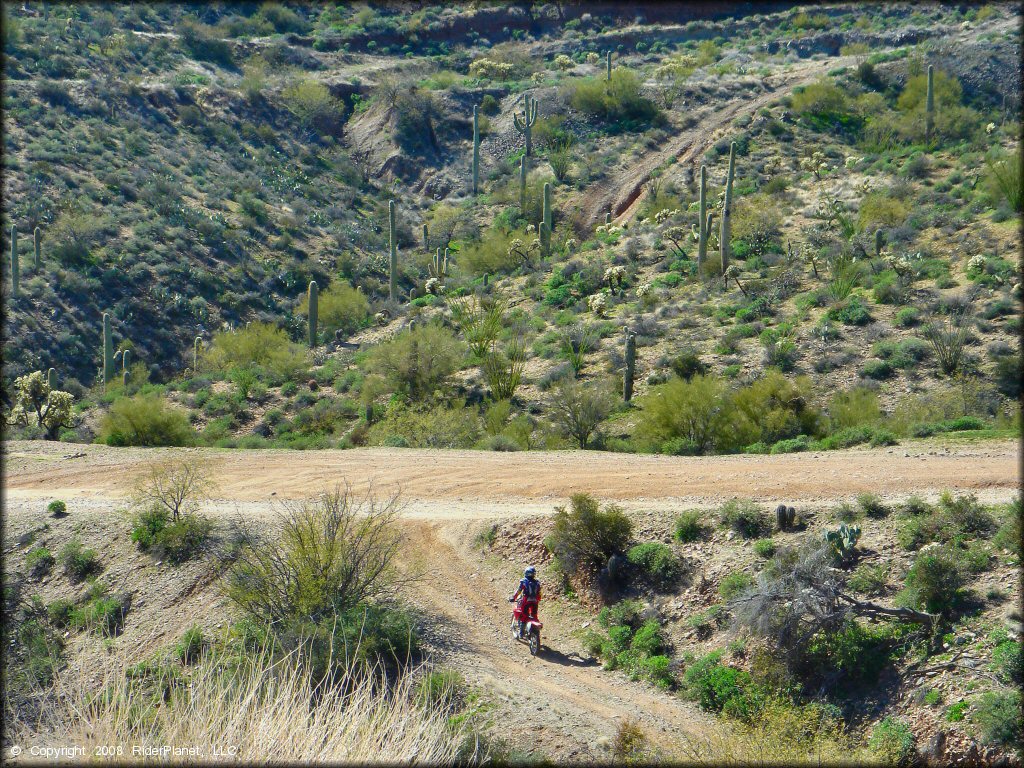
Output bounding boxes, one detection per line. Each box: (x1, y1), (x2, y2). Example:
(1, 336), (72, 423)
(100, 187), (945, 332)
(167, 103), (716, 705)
(568, 69), (661, 127)
(176, 626), (206, 665)
(281, 79), (345, 135)
(974, 691), (1022, 748)
(70, 584), (129, 637)
(59, 537), (100, 582)
(458, 226), (530, 276)
(26, 546), (55, 577)
(98, 393), (196, 447)
(131, 505), (171, 551)
(367, 400), (481, 448)
(720, 499), (767, 539)
(937, 491), (995, 535)
(828, 296), (872, 326)
(857, 193), (909, 232)
(546, 493), (632, 575)
(154, 515), (214, 564)
(367, 322), (465, 401)
(415, 668), (465, 711)
(178, 18), (234, 67)
(548, 377), (616, 449)
(991, 640), (1023, 685)
(612, 719), (650, 762)
(848, 563), (888, 596)
(731, 370), (822, 445)
(720, 571), (754, 601)
(827, 386), (880, 431)
(753, 539), (776, 559)
(393, 88), (437, 153)
(682, 651), (759, 716)
(636, 374), (735, 454)
(204, 322), (307, 381)
(895, 307), (919, 327)
(859, 359), (893, 380)
(896, 547), (964, 615)
(479, 94), (500, 115)
(47, 599), (75, 628)
(867, 717), (916, 766)
(626, 543), (682, 589)
(675, 511), (706, 542)
(669, 349), (709, 381)
(791, 80), (852, 123)
(47, 500), (68, 517)
(857, 493), (888, 519)
(298, 281), (369, 339)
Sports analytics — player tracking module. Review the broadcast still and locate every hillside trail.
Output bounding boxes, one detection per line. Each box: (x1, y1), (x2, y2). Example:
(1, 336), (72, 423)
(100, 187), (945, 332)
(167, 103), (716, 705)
(577, 13), (1017, 228)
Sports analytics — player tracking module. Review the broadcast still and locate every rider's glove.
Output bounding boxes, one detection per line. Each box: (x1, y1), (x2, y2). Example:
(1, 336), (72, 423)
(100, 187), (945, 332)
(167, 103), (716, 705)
(508, 596), (514, 602)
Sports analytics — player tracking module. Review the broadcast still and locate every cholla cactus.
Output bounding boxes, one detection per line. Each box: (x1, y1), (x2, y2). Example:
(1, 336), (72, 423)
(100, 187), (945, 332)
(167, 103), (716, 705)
(586, 52), (601, 66)
(967, 254), (987, 273)
(654, 208), (681, 224)
(801, 151), (829, 180)
(526, 223), (536, 234)
(985, 122), (996, 135)
(635, 281), (652, 298)
(588, 293), (608, 316)
(603, 265), (626, 295)
(508, 237), (539, 265)
(762, 156), (782, 178)
(469, 58), (515, 80)
(844, 156), (863, 169)
(425, 277), (443, 295)
(553, 54), (574, 71)
(565, 238), (578, 253)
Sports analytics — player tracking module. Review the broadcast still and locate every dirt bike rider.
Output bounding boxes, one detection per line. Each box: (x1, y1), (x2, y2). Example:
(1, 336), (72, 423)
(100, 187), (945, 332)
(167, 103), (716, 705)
(509, 566), (541, 638)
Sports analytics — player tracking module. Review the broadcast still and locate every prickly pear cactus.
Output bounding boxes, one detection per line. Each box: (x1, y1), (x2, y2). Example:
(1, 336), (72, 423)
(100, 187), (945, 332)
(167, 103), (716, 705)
(824, 523), (861, 562)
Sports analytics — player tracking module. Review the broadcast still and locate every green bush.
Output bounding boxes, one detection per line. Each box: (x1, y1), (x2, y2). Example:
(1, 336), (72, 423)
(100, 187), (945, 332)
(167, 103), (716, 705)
(298, 280), (369, 339)
(991, 640), (1023, 685)
(59, 537), (100, 582)
(753, 539), (776, 559)
(131, 505), (170, 551)
(26, 546), (55, 577)
(974, 691), (1021, 748)
(682, 651), (759, 717)
(367, 322), (465, 400)
(368, 400), (481, 449)
(47, 599), (75, 628)
(415, 668), (466, 710)
(675, 511), (705, 542)
(848, 563), (888, 596)
(828, 386), (880, 431)
(868, 717), (916, 765)
(720, 499), (766, 538)
(131, 506), (212, 564)
(99, 393), (196, 447)
(896, 547), (964, 615)
(178, 18), (234, 67)
(626, 542), (682, 589)
(70, 584), (128, 637)
(859, 359), (893, 380)
(567, 69), (661, 127)
(719, 571), (754, 601)
(281, 79), (345, 135)
(546, 493), (633, 575)
(938, 491), (995, 535)
(176, 626), (205, 665)
(203, 322), (308, 381)
(47, 500), (67, 517)
(857, 493), (888, 518)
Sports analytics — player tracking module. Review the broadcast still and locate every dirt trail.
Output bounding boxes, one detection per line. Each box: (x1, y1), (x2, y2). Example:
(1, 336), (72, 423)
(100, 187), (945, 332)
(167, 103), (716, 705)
(4, 440), (1018, 510)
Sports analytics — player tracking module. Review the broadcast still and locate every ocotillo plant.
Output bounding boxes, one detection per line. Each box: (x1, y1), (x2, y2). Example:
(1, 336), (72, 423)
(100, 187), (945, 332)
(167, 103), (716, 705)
(472, 104), (480, 195)
(102, 313), (114, 385)
(10, 225), (18, 297)
(34, 227), (41, 270)
(543, 182), (552, 231)
(698, 165), (708, 268)
(720, 141), (736, 274)
(194, 336), (202, 372)
(519, 155), (527, 212)
(623, 333), (636, 403)
(388, 200), (397, 302)
(606, 50), (612, 82)
(47, 368), (57, 390)
(307, 280), (318, 348)
(513, 93), (539, 156)
(925, 64), (934, 144)
(422, 222), (429, 251)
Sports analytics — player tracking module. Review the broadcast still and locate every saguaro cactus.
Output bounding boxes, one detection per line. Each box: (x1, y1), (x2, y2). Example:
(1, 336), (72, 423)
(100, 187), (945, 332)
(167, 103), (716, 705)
(623, 333), (636, 402)
(697, 165), (708, 268)
(605, 211), (612, 225)
(122, 348), (131, 372)
(513, 93), (539, 156)
(102, 313), (114, 385)
(307, 280), (318, 348)
(925, 64), (934, 144)
(543, 182), (552, 231)
(472, 104), (480, 195)
(388, 200), (397, 302)
(606, 50), (612, 82)
(47, 368), (57, 390)
(422, 222), (429, 251)
(720, 141), (736, 274)
(10, 225), (18, 297)
(539, 220), (550, 257)
(34, 227), (41, 270)
(194, 336), (202, 372)
(519, 155), (527, 213)
(875, 228), (884, 257)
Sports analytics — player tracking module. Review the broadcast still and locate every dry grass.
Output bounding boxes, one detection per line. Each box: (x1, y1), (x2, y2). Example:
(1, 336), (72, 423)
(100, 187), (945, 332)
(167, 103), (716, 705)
(10, 644), (473, 764)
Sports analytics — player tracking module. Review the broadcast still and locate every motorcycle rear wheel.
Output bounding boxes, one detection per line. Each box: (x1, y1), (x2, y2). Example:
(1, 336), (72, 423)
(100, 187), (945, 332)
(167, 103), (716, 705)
(528, 627), (540, 656)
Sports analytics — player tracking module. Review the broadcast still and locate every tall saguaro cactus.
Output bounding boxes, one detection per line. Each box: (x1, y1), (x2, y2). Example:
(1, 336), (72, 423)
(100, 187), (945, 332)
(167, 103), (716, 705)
(720, 141), (736, 274)
(472, 104), (480, 195)
(10, 225), (18, 297)
(623, 333), (636, 403)
(388, 200), (397, 302)
(122, 349), (131, 372)
(875, 228), (884, 257)
(543, 182), (552, 232)
(539, 220), (550, 257)
(34, 227), (41, 270)
(194, 336), (202, 373)
(422, 223), (429, 251)
(697, 165), (708, 268)
(606, 50), (612, 82)
(307, 280), (318, 348)
(925, 64), (934, 144)
(102, 313), (114, 385)
(47, 368), (57, 390)
(519, 155), (527, 213)
(513, 93), (539, 156)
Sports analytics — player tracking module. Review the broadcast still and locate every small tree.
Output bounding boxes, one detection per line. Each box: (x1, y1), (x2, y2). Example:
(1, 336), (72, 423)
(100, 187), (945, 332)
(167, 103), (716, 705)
(131, 458), (215, 521)
(8, 371), (77, 439)
(367, 322), (465, 401)
(549, 377), (615, 449)
(547, 493), (633, 575)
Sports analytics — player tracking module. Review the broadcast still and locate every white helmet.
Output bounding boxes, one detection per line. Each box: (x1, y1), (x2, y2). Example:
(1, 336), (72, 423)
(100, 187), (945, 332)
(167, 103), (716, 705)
(524, 566), (536, 578)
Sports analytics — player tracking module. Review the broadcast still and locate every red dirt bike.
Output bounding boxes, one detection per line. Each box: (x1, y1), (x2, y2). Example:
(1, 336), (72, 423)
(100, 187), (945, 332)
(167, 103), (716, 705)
(510, 598), (542, 655)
